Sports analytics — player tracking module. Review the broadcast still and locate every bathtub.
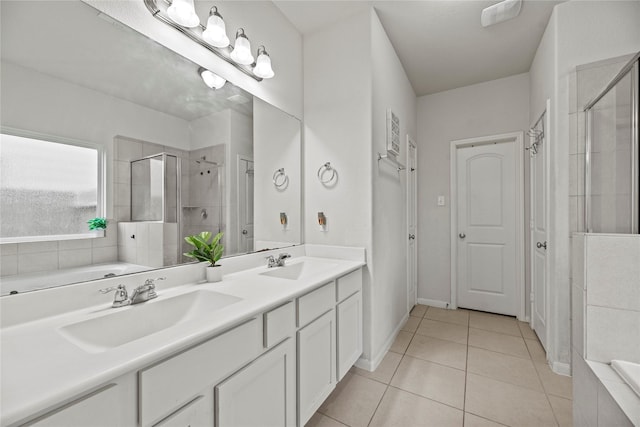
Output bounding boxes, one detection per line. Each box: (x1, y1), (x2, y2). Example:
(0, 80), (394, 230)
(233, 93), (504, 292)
(612, 360), (640, 398)
(1, 262), (152, 295)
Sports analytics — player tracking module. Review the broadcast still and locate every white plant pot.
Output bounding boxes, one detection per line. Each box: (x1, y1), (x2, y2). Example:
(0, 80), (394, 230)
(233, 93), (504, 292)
(206, 265), (223, 283)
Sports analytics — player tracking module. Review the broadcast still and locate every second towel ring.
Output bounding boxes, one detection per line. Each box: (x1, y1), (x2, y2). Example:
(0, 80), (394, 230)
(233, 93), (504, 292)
(273, 168), (289, 188)
(317, 162), (337, 184)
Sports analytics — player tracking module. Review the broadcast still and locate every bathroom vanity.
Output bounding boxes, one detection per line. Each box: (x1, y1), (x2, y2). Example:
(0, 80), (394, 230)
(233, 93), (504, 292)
(0, 246), (365, 427)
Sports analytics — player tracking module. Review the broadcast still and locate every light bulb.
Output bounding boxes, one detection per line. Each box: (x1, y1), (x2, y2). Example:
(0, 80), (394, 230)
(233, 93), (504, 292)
(253, 46), (274, 79)
(199, 68), (226, 90)
(202, 7), (229, 48)
(167, 0), (200, 28)
(230, 29), (254, 65)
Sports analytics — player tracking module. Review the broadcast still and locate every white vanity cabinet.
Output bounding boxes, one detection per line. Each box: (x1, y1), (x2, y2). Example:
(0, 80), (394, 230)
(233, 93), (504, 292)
(139, 318), (263, 427)
(336, 269), (363, 381)
(296, 282), (338, 427)
(26, 376), (136, 427)
(216, 338), (296, 427)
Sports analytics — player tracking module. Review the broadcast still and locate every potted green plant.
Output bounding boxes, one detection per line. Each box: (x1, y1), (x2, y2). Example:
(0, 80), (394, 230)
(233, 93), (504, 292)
(87, 217), (107, 230)
(184, 231), (224, 282)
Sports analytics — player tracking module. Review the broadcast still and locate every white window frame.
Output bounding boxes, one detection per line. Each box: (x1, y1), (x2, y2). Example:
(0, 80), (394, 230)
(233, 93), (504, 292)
(0, 127), (106, 244)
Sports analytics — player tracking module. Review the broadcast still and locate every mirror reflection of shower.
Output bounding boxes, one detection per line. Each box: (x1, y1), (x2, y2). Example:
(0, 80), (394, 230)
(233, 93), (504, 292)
(182, 149), (225, 262)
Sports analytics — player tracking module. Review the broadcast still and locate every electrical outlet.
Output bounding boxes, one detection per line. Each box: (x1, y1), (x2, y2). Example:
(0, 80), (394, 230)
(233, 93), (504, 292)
(437, 196), (445, 206)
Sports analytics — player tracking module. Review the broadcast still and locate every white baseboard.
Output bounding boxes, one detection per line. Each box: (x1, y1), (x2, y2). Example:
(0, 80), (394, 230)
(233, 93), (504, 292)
(551, 361), (572, 376)
(354, 312), (410, 372)
(417, 298), (451, 309)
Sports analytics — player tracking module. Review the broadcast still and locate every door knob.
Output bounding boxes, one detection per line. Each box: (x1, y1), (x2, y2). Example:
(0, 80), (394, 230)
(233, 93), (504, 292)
(242, 229), (248, 235)
(459, 233), (466, 239)
(536, 241), (547, 249)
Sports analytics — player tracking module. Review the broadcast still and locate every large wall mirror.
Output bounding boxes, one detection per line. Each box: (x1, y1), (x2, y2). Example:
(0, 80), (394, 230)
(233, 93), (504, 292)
(0, 0), (302, 295)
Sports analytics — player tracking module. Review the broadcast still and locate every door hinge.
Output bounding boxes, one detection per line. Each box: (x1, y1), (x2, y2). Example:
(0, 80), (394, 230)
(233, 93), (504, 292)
(530, 292), (535, 302)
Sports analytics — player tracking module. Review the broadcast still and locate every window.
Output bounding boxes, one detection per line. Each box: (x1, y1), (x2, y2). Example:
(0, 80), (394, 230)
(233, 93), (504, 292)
(0, 130), (104, 243)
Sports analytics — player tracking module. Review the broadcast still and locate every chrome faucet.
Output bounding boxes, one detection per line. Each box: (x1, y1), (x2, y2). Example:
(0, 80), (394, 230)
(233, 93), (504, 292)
(99, 277), (165, 308)
(266, 253), (291, 268)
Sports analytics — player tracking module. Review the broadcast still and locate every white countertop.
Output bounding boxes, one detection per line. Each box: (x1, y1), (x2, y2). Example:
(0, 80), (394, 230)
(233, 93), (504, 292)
(0, 255), (364, 426)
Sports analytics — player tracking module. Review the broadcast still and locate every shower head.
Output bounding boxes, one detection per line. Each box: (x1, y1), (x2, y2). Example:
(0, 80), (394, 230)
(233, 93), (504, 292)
(194, 157), (218, 166)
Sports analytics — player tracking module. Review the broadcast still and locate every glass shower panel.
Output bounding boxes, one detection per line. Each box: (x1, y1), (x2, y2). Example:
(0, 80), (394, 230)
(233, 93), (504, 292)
(587, 59), (639, 233)
(131, 153), (178, 222)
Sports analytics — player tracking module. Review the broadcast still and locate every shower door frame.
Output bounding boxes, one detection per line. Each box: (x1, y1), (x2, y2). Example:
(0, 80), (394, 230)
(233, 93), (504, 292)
(584, 53), (639, 234)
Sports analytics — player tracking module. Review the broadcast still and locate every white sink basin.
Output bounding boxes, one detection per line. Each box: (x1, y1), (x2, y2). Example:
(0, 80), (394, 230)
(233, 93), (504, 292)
(58, 290), (242, 353)
(260, 260), (338, 281)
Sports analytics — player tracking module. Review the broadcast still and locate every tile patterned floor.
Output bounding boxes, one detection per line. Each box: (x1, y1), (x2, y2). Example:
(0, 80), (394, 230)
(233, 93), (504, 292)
(306, 305), (573, 427)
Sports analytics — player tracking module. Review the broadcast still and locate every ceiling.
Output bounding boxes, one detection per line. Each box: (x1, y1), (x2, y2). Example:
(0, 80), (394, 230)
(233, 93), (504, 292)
(1, 1), (252, 121)
(274, 0), (564, 96)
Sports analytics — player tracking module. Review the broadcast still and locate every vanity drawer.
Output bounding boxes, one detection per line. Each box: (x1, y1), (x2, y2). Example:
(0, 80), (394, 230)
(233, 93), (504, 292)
(297, 282), (335, 328)
(264, 301), (295, 348)
(139, 318), (262, 427)
(336, 269), (362, 302)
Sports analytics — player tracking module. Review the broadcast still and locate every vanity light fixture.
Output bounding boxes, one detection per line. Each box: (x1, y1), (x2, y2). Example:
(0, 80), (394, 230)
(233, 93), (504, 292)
(144, 0), (275, 81)
(253, 46), (275, 79)
(166, 0), (199, 28)
(202, 6), (229, 48)
(230, 29), (254, 65)
(198, 67), (226, 89)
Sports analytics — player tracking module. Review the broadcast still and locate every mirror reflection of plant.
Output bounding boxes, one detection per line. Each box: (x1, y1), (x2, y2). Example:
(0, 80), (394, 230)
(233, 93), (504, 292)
(87, 217), (107, 230)
(183, 231), (224, 267)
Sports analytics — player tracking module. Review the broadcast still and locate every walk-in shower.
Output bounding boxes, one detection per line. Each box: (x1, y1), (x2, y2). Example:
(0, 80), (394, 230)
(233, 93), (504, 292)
(584, 52), (639, 233)
(181, 156), (224, 261)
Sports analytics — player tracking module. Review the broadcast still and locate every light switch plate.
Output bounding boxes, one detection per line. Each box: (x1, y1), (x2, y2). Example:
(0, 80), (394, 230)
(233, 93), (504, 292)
(437, 196), (445, 206)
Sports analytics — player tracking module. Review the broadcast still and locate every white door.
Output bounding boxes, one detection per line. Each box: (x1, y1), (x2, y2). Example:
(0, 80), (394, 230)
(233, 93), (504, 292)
(407, 138), (418, 311)
(238, 157), (254, 252)
(455, 136), (520, 316)
(336, 291), (362, 381)
(530, 105), (550, 350)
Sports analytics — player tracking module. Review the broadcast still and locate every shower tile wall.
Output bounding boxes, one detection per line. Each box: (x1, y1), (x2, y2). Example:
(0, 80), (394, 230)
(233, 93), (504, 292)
(181, 145), (226, 261)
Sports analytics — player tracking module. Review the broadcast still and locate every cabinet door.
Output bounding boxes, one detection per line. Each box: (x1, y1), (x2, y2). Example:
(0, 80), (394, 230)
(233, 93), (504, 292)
(337, 291), (362, 381)
(153, 395), (211, 427)
(297, 310), (335, 426)
(216, 339), (296, 427)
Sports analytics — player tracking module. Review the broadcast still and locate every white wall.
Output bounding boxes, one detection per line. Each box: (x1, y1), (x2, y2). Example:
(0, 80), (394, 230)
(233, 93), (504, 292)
(417, 73), (530, 304)
(304, 8), (417, 368)
(253, 98), (302, 248)
(84, 0), (303, 119)
(304, 10), (373, 362)
(370, 10), (417, 361)
(529, 0), (640, 371)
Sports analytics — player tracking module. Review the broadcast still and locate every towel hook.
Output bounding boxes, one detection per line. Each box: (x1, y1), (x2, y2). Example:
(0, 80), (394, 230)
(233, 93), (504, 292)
(317, 162), (337, 185)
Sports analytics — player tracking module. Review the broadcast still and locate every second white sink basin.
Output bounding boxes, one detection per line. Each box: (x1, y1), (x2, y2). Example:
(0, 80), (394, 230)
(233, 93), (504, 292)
(260, 259), (338, 281)
(59, 290), (242, 353)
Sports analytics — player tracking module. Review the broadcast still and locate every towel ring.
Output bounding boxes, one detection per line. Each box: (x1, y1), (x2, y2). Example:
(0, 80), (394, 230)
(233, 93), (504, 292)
(317, 162), (336, 184)
(272, 168), (288, 188)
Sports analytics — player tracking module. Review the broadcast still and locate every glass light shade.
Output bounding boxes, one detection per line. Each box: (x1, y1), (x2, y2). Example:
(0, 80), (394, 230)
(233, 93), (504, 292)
(202, 12), (229, 48)
(200, 69), (226, 89)
(230, 34), (254, 65)
(253, 51), (274, 79)
(167, 0), (200, 28)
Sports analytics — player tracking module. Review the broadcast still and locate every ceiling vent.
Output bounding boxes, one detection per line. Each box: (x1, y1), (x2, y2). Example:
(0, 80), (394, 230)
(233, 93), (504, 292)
(481, 0), (522, 27)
